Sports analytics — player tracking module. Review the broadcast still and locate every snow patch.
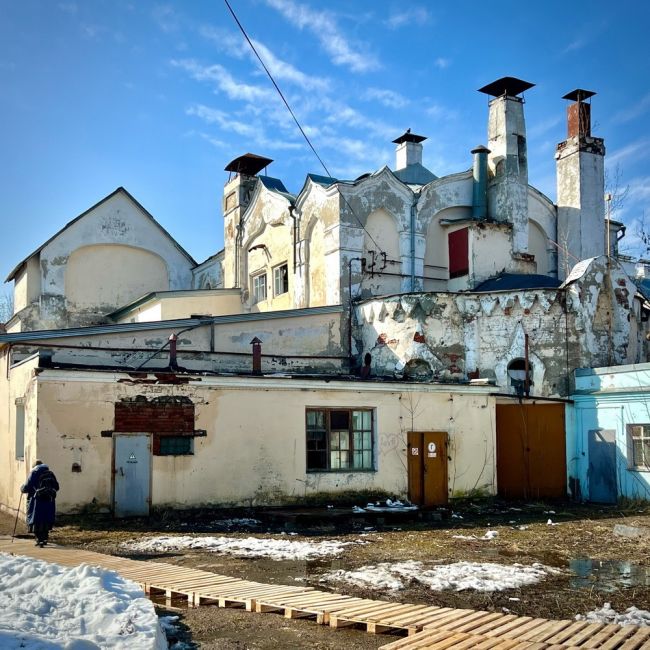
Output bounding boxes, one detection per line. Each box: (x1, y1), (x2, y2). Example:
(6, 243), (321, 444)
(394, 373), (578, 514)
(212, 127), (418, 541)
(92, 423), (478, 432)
(452, 530), (498, 541)
(0, 553), (165, 649)
(321, 560), (556, 592)
(122, 535), (355, 560)
(576, 602), (650, 627)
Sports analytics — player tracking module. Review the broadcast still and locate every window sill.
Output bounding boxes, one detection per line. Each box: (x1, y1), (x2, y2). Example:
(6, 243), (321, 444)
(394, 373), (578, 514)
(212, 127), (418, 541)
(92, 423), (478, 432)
(627, 466), (650, 473)
(307, 468), (376, 474)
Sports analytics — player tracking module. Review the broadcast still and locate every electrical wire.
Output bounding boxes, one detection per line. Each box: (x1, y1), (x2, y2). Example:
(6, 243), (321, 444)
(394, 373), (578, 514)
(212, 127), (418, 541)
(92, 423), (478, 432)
(223, 0), (386, 256)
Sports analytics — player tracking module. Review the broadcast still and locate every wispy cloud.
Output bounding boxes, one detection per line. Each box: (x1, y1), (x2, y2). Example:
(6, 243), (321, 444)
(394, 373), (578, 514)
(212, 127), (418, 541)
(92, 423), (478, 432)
(264, 0), (379, 73)
(200, 26), (330, 92)
(528, 116), (561, 139)
(426, 103), (458, 121)
(186, 104), (303, 151)
(433, 57), (450, 70)
(152, 4), (180, 33)
(58, 2), (78, 14)
(562, 37), (586, 55)
(362, 88), (409, 109)
(613, 92), (650, 124)
(607, 138), (650, 167)
(171, 59), (276, 103)
(384, 6), (431, 29)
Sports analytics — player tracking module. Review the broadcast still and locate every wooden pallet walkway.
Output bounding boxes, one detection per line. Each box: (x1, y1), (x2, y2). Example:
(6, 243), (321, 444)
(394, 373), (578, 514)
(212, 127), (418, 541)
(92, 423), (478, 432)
(1, 537), (648, 649)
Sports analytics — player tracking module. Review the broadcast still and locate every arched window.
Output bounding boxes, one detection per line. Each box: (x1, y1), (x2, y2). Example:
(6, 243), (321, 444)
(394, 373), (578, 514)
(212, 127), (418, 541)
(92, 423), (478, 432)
(507, 358), (533, 395)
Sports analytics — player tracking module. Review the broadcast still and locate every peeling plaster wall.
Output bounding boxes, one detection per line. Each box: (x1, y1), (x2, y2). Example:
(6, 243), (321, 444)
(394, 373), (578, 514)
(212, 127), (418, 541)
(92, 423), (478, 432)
(24, 371), (497, 512)
(238, 185), (294, 311)
(0, 354), (39, 517)
(9, 309), (347, 375)
(18, 191), (194, 331)
(192, 252), (224, 290)
(355, 257), (646, 397)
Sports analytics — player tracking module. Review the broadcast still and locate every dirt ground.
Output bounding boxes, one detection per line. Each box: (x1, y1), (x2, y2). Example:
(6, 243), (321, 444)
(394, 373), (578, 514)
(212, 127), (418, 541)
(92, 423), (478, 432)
(3, 500), (650, 649)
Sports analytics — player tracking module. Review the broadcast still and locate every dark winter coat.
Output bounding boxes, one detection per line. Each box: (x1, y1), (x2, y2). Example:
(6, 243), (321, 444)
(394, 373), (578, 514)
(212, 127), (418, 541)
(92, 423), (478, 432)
(21, 464), (59, 528)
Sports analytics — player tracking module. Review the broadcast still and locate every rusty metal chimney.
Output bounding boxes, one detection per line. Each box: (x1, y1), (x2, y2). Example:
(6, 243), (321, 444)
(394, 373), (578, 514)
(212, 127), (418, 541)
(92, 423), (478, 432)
(563, 89), (595, 139)
(250, 337), (262, 375)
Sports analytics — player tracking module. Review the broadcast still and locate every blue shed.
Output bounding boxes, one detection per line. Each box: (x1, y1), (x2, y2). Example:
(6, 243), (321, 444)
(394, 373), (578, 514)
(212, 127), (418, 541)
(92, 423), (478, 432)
(569, 363), (650, 503)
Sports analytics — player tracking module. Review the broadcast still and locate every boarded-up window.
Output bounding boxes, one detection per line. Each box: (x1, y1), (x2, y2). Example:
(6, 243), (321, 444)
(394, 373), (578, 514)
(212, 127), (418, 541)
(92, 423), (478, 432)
(448, 228), (469, 278)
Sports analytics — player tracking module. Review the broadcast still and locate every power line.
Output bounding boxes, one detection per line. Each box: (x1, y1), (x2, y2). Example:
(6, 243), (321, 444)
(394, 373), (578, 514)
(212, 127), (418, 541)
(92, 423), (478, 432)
(223, 0), (385, 256)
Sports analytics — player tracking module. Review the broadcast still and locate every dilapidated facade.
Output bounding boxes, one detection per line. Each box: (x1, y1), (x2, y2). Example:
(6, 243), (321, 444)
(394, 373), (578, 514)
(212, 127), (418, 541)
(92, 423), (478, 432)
(1, 76), (648, 513)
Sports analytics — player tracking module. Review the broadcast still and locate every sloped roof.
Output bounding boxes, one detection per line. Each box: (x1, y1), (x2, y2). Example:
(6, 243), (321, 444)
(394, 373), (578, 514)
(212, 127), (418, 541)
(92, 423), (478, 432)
(259, 175), (295, 202)
(473, 273), (562, 292)
(5, 187), (197, 282)
(393, 162), (438, 186)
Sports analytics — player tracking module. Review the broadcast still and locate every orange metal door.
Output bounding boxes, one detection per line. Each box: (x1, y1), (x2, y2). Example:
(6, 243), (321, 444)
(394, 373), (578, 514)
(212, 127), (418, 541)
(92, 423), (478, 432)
(408, 431), (448, 506)
(496, 404), (566, 499)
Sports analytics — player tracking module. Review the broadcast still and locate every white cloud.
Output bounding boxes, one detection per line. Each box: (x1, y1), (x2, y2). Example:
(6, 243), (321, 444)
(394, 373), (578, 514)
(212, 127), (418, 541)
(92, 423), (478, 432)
(322, 100), (396, 140)
(562, 37), (586, 55)
(186, 104), (304, 152)
(384, 6), (431, 29)
(171, 59), (276, 103)
(607, 139), (650, 167)
(362, 88), (409, 109)
(613, 92), (650, 124)
(152, 4), (180, 33)
(264, 0), (379, 73)
(426, 103), (458, 121)
(200, 26), (330, 92)
(434, 57), (450, 70)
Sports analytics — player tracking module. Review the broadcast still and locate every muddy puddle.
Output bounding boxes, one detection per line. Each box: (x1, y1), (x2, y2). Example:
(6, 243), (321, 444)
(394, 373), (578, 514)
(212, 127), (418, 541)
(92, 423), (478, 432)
(570, 558), (650, 591)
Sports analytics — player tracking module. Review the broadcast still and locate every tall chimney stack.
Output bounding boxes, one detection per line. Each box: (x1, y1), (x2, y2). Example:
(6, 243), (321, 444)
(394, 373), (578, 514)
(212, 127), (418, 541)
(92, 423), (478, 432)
(478, 77), (535, 256)
(556, 89), (605, 280)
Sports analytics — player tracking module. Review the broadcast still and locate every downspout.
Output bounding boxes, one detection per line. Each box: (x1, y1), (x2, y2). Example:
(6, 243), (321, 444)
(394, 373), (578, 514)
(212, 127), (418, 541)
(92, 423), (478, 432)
(289, 205), (298, 273)
(471, 145), (490, 220)
(410, 197), (417, 291)
(348, 257), (365, 369)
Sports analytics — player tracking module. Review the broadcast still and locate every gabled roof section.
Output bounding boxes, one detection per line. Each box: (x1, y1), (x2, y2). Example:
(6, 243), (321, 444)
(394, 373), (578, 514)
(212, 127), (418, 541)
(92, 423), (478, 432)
(5, 187), (197, 282)
(258, 175), (295, 203)
(393, 162), (438, 186)
(307, 173), (338, 187)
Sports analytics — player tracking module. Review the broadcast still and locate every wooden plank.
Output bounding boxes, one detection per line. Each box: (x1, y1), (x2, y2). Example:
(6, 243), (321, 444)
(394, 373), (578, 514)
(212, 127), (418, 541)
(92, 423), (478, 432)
(619, 627), (650, 650)
(422, 609), (486, 630)
(581, 624), (626, 648)
(503, 619), (554, 641)
(482, 617), (534, 638)
(379, 630), (461, 650)
(468, 615), (518, 636)
(558, 622), (605, 646)
(543, 621), (590, 645)
(424, 632), (472, 649)
(523, 621), (573, 643)
(598, 625), (639, 650)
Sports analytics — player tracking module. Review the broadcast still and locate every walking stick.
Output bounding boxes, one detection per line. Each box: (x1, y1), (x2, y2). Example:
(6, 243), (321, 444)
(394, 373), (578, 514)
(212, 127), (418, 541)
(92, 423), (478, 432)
(11, 492), (23, 543)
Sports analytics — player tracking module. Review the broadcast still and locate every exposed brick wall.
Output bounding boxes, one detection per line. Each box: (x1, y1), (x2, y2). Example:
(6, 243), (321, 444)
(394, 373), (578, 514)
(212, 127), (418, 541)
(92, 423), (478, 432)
(114, 398), (195, 434)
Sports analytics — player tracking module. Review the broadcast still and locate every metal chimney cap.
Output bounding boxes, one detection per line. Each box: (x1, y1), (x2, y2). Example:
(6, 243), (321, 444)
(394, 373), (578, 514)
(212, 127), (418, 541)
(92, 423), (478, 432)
(225, 153), (273, 175)
(250, 337), (262, 345)
(392, 129), (427, 145)
(471, 145), (491, 154)
(478, 77), (535, 97)
(562, 89), (596, 102)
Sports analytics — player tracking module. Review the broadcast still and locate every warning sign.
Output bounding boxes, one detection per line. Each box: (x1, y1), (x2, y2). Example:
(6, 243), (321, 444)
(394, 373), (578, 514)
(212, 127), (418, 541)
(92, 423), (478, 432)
(427, 442), (437, 458)
(127, 453), (138, 464)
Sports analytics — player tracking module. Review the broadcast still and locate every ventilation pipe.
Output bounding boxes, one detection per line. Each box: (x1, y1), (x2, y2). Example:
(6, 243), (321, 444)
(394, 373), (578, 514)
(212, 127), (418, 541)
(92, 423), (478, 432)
(250, 337), (262, 375)
(168, 333), (178, 371)
(471, 145), (490, 220)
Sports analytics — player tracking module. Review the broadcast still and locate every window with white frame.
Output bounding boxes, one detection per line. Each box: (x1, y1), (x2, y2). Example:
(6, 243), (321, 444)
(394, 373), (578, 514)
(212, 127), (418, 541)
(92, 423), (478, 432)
(273, 263), (289, 296)
(306, 408), (374, 471)
(627, 424), (650, 469)
(251, 272), (267, 303)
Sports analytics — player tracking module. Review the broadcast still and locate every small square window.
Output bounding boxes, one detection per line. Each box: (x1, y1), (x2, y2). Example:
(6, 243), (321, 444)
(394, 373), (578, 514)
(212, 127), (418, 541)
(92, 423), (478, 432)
(252, 273), (267, 303)
(273, 263), (289, 296)
(158, 436), (193, 456)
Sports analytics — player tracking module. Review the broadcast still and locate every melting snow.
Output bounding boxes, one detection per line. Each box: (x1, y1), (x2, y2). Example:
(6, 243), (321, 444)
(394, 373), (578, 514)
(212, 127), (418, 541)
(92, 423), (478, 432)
(452, 530), (498, 541)
(122, 535), (355, 560)
(321, 560), (556, 592)
(577, 602), (650, 627)
(0, 552), (165, 649)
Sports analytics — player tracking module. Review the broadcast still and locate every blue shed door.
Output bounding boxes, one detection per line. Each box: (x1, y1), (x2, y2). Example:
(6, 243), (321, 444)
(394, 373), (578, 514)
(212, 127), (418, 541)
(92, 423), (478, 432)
(588, 428), (617, 504)
(114, 434), (151, 517)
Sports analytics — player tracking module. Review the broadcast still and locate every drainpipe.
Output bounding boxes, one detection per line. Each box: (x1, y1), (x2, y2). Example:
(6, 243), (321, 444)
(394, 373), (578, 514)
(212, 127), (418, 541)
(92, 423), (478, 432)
(347, 257), (365, 368)
(410, 198), (417, 291)
(471, 145), (490, 220)
(289, 205), (299, 273)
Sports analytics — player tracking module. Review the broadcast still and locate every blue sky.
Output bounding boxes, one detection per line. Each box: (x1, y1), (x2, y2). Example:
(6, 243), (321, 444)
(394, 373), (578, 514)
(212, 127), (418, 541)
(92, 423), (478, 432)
(1, 0), (649, 283)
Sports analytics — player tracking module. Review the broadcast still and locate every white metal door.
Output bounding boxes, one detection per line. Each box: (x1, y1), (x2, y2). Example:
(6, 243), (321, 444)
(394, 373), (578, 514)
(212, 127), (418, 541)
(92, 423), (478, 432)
(113, 434), (151, 517)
